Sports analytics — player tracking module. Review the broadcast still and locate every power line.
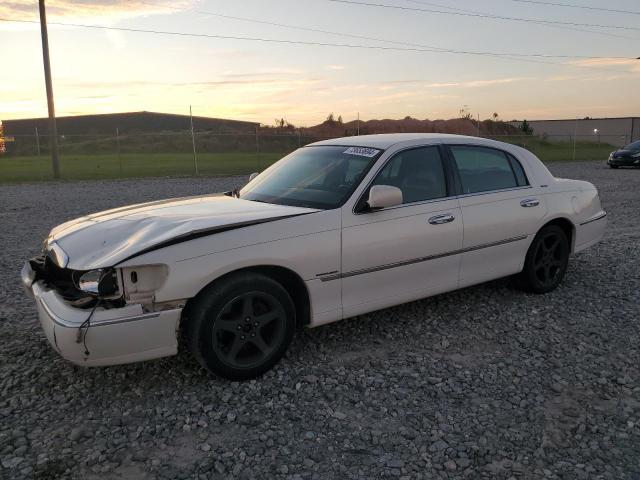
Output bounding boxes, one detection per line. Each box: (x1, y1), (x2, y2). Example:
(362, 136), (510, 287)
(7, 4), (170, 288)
(404, 0), (640, 40)
(1, 17), (637, 74)
(137, 1), (633, 60)
(509, 0), (640, 15)
(322, 0), (640, 31)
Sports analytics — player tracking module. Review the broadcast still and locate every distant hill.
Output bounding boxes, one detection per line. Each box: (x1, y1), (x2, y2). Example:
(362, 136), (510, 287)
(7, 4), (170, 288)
(2, 111), (259, 136)
(296, 116), (520, 137)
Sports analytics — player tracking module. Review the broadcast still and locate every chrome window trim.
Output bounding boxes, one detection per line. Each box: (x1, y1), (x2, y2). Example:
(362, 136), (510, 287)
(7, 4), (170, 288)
(456, 185), (533, 199)
(318, 234), (528, 282)
(353, 185), (534, 216)
(355, 195), (457, 214)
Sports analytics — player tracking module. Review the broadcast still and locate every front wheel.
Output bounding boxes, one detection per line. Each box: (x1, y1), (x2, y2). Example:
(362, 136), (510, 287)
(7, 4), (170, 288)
(185, 272), (295, 380)
(516, 225), (570, 294)
(609, 164), (619, 169)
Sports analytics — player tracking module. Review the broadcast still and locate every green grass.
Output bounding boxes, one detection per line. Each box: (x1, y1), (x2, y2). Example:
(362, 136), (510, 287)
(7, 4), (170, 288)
(0, 152), (285, 183)
(490, 136), (614, 162)
(0, 138), (614, 183)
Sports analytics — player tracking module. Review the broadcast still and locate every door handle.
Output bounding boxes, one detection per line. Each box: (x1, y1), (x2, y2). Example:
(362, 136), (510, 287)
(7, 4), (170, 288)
(520, 198), (540, 208)
(428, 213), (455, 225)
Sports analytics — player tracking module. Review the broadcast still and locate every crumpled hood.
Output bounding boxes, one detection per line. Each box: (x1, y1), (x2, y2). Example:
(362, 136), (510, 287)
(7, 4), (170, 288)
(48, 194), (318, 270)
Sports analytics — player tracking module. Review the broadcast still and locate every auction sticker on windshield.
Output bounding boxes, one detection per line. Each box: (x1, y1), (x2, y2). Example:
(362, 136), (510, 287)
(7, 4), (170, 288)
(343, 146), (380, 157)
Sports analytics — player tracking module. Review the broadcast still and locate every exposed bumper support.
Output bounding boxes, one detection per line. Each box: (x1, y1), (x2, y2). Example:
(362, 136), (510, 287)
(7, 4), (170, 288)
(23, 262), (182, 367)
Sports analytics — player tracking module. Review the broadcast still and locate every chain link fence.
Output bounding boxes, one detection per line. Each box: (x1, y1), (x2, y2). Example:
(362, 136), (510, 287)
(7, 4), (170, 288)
(481, 133), (629, 163)
(0, 129), (632, 182)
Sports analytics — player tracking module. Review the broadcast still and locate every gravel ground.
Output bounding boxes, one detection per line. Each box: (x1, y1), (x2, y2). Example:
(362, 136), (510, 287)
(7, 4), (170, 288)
(1, 163), (639, 480)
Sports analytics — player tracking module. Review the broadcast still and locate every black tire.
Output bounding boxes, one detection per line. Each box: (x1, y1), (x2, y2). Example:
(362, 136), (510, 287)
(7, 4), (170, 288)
(184, 272), (295, 380)
(610, 165), (619, 169)
(516, 225), (570, 294)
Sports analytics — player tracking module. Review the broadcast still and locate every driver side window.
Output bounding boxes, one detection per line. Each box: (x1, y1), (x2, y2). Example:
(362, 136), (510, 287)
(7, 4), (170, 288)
(372, 146), (447, 204)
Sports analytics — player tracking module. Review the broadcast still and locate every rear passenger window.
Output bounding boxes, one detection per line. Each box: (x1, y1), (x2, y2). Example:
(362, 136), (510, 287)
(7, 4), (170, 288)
(450, 146), (524, 194)
(507, 154), (529, 186)
(372, 146), (447, 204)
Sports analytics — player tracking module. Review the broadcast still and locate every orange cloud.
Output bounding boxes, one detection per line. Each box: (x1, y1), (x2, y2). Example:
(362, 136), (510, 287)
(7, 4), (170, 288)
(568, 58), (640, 73)
(0, 0), (191, 22)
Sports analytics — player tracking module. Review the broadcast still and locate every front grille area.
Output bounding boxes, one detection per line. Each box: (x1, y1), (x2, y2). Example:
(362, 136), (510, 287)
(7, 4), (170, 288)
(30, 255), (125, 309)
(30, 254), (87, 301)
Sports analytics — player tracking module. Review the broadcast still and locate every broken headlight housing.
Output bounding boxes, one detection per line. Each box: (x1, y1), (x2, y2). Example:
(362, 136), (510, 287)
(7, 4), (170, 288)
(76, 269), (119, 297)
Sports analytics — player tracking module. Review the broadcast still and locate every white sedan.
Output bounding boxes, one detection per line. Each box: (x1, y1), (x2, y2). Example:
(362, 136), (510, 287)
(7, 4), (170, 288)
(22, 134), (607, 380)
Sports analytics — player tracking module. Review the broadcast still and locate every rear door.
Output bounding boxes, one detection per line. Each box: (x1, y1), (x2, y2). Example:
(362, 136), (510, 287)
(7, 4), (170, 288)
(340, 145), (463, 318)
(446, 144), (547, 287)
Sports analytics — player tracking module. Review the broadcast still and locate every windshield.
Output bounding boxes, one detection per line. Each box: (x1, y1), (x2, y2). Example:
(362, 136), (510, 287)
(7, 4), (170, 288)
(239, 145), (382, 209)
(624, 140), (640, 150)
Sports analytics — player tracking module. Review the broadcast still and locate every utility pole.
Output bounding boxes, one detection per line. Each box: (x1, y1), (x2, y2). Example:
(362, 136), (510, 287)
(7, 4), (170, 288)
(357, 112), (360, 136)
(38, 0), (60, 179)
(189, 105), (198, 175)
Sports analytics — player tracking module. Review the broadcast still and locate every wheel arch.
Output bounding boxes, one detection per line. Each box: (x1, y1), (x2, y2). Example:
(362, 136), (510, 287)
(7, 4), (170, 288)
(181, 264), (311, 331)
(538, 217), (576, 253)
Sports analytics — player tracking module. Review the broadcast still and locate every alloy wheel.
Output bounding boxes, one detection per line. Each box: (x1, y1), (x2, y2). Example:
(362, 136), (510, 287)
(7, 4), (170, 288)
(212, 291), (286, 369)
(532, 232), (567, 288)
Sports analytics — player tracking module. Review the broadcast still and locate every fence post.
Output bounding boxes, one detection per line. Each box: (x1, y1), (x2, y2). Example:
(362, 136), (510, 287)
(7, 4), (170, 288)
(255, 127), (259, 154)
(255, 126), (260, 173)
(572, 118), (578, 161)
(35, 127), (41, 156)
(116, 127), (122, 176)
(189, 105), (199, 176)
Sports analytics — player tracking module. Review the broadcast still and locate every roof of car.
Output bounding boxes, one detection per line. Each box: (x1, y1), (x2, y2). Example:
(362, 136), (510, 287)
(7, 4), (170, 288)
(308, 133), (490, 149)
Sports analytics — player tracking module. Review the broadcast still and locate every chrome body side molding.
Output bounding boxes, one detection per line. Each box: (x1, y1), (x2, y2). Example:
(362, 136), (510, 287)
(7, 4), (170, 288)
(319, 235), (528, 282)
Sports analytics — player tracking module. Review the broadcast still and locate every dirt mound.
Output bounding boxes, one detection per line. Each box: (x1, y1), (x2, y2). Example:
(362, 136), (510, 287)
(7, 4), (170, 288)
(300, 117), (519, 137)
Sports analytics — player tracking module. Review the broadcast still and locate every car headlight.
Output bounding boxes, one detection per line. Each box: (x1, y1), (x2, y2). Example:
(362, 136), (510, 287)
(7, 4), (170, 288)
(77, 269), (119, 296)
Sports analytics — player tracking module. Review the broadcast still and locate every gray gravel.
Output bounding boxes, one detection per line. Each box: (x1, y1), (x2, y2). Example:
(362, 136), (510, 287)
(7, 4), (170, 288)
(1, 163), (639, 480)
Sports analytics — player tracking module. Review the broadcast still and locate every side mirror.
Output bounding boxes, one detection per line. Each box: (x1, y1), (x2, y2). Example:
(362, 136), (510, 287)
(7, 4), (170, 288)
(366, 185), (403, 210)
(249, 172), (259, 182)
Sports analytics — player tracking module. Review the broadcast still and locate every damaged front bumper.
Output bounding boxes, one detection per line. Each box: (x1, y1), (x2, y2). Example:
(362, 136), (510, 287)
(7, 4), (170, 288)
(22, 261), (182, 367)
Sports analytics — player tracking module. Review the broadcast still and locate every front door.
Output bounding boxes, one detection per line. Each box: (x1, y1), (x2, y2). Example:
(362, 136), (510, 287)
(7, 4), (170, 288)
(340, 145), (464, 319)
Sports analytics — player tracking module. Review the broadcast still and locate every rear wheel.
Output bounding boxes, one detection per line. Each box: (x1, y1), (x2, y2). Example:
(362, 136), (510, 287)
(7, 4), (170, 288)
(517, 225), (570, 294)
(185, 272), (295, 380)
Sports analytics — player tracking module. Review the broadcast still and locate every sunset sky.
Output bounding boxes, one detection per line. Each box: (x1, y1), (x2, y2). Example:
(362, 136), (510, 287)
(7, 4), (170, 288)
(1, 0), (639, 125)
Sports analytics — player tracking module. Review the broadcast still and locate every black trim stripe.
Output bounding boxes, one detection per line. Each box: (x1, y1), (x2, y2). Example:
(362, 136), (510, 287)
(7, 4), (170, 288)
(579, 212), (607, 226)
(318, 235), (528, 282)
(116, 213), (312, 265)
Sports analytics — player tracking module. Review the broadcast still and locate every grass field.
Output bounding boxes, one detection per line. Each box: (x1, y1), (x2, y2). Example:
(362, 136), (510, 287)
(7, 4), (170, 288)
(489, 136), (615, 162)
(0, 152), (285, 183)
(0, 138), (614, 183)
